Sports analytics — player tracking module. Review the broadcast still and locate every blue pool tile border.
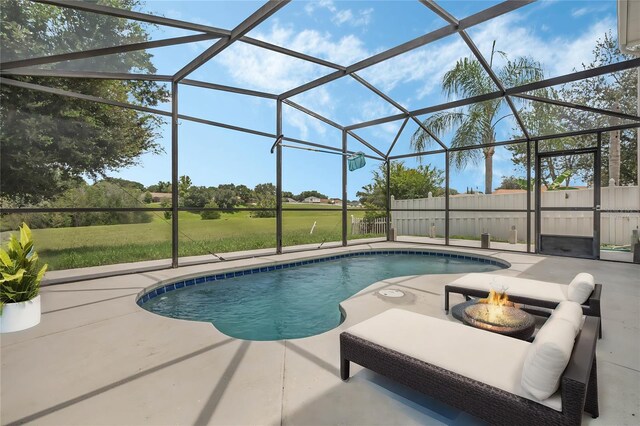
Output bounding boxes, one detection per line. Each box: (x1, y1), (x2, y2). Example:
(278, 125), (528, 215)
(137, 250), (509, 306)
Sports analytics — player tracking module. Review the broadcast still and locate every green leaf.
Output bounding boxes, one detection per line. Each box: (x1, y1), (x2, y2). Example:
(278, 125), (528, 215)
(36, 264), (48, 282)
(8, 235), (21, 253)
(0, 249), (13, 268)
(19, 222), (32, 248)
(1, 269), (25, 283)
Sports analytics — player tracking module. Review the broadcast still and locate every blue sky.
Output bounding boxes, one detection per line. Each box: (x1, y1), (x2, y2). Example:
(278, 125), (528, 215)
(65, 0), (623, 198)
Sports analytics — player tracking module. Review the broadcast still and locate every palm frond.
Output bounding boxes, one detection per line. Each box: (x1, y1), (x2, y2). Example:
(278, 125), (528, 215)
(442, 58), (494, 98)
(498, 56), (544, 88)
(410, 111), (467, 152)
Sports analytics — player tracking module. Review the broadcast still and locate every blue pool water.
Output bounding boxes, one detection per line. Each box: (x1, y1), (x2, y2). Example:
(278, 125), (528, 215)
(140, 252), (504, 341)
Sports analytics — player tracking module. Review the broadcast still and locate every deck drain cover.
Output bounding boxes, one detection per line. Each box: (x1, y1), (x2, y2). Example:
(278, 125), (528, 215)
(378, 289), (405, 298)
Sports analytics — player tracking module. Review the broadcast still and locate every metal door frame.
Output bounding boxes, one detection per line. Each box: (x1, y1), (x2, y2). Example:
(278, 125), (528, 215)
(535, 133), (602, 259)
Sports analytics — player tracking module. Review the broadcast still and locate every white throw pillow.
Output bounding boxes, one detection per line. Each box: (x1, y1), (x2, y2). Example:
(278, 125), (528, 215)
(550, 301), (584, 336)
(521, 318), (576, 400)
(567, 273), (595, 304)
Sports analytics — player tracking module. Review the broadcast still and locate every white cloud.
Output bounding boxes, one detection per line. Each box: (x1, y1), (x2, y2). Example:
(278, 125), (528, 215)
(360, 12), (615, 105)
(332, 9), (353, 25)
(306, 0), (373, 28)
(572, 7), (590, 17)
(571, 4), (609, 18)
(214, 9), (615, 137)
(216, 23), (370, 135)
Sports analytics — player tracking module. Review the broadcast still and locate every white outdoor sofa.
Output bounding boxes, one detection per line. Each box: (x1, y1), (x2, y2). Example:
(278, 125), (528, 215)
(444, 273), (602, 337)
(340, 308), (599, 426)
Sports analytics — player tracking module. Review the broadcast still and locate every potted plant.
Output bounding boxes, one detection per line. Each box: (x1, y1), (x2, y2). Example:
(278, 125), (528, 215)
(0, 223), (48, 333)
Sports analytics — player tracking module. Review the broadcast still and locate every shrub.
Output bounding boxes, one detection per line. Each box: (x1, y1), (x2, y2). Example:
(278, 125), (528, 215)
(201, 202), (221, 220)
(0, 223), (48, 313)
(251, 195), (276, 218)
(161, 198), (172, 220)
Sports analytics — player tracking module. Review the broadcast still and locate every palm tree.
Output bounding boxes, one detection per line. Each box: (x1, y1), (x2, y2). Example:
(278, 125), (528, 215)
(411, 43), (543, 194)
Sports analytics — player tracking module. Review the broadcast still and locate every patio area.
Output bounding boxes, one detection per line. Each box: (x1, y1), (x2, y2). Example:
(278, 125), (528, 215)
(2, 242), (638, 425)
(1, 0), (640, 425)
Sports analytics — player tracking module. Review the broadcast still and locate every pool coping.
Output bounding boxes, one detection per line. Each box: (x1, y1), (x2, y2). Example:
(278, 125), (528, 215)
(135, 248), (511, 306)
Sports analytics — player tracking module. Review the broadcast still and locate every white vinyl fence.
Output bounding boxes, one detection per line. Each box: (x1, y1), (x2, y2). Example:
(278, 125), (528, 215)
(351, 216), (387, 235)
(391, 186), (640, 246)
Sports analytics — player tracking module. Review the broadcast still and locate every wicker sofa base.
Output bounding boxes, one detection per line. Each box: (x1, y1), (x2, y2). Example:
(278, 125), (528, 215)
(340, 317), (600, 426)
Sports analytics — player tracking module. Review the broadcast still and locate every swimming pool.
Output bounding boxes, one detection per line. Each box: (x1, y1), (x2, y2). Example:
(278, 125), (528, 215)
(138, 250), (507, 341)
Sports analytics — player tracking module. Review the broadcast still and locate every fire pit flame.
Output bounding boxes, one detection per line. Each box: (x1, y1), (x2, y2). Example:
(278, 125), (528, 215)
(478, 288), (513, 307)
(463, 289), (531, 330)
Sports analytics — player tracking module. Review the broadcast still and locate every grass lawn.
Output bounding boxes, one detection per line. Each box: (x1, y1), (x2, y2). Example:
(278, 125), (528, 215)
(2, 204), (384, 270)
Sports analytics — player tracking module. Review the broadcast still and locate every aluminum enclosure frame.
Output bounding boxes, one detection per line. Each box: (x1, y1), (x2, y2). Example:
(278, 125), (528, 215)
(1, 0), (639, 280)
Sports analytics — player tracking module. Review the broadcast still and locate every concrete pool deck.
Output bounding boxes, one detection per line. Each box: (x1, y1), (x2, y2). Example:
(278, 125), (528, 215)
(1, 242), (639, 425)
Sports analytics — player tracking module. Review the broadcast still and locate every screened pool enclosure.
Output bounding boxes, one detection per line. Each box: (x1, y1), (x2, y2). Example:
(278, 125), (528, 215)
(1, 0), (639, 277)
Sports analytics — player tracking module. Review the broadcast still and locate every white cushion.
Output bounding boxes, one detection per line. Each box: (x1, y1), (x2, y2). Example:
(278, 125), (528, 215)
(449, 273), (568, 303)
(567, 273), (595, 304)
(345, 309), (562, 411)
(521, 317), (576, 400)
(550, 301), (584, 336)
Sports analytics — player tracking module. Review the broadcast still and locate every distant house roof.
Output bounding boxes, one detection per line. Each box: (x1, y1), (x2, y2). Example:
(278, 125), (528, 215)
(150, 192), (171, 199)
(303, 196), (321, 203)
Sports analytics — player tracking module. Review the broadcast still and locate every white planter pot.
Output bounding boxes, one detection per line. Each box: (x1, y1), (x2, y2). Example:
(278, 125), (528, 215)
(0, 295), (41, 333)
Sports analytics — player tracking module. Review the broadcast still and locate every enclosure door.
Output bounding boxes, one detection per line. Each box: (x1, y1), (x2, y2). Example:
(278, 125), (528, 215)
(535, 148), (600, 259)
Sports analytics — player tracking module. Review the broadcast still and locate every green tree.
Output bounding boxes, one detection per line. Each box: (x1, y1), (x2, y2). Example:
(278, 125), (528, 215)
(357, 161), (444, 208)
(254, 183), (276, 198)
(143, 191), (153, 204)
(250, 183), (276, 217)
(0, 0), (169, 203)
(508, 33), (637, 186)
(184, 186), (213, 209)
(235, 184), (253, 205)
(214, 188), (238, 210)
(51, 181), (152, 227)
(495, 176), (522, 190)
(160, 199), (172, 220)
(411, 43), (543, 194)
(147, 181), (171, 193)
(200, 202), (221, 220)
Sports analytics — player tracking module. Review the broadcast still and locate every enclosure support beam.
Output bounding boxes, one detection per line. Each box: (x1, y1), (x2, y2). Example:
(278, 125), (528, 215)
(279, 0), (532, 100)
(342, 130), (348, 247)
(0, 69), (173, 81)
(173, 0), (290, 82)
(386, 160), (391, 241)
(514, 93), (640, 122)
(282, 99), (343, 130)
(534, 140), (540, 254)
(0, 33), (221, 70)
(181, 79), (279, 99)
(386, 118), (410, 158)
(458, 31), (531, 140)
(171, 82), (179, 268)
(276, 100), (283, 254)
(526, 139), (532, 253)
(347, 58), (640, 132)
(31, 0), (231, 35)
(0, 77), (171, 116)
(595, 132), (602, 259)
(346, 131), (387, 159)
(350, 73), (447, 151)
(419, 1), (531, 139)
(30, 0), (337, 76)
(445, 150), (450, 245)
